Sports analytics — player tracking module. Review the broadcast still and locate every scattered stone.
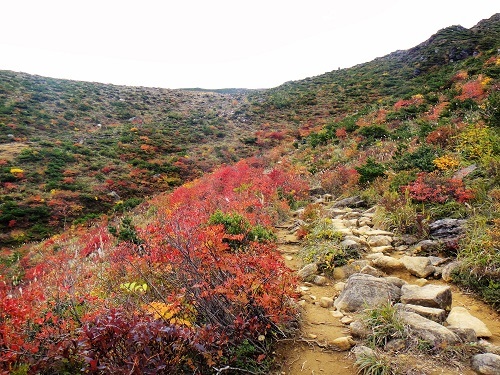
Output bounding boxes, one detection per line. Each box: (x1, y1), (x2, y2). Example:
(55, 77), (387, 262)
(397, 310), (460, 346)
(401, 284), (452, 310)
(367, 235), (393, 247)
(334, 273), (401, 312)
(330, 310), (344, 318)
(350, 320), (370, 338)
(334, 282), (346, 293)
(442, 261), (463, 282)
(384, 339), (407, 352)
(367, 229), (395, 236)
(340, 316), (354, 324)
(313, 275), (327, 286)
(297, 263), (318, 281)
(373, 255), (404, 270)
(303, 282), (314, 287)
(446, 307), (492, 338)
(319, 297), (334, 308)
(401, 256), (436, 278)
(415, 278), (428, 287)
(298, 286), (310, 292)
(307, 333), (318, 339)
(298, 299), (306, 306)
(332, 267), (346, 280)
(396, 235), (419, 246)
(330, 336), (355, 351)
(395, 303), (447, 323)
(358, 217), (372, 227)
(471, 353), (500, 375)
(353, 226), (373, 236)
(333, 196), (366, 208)
(433, 267), (443, 278)
(284, 255), (293, 261)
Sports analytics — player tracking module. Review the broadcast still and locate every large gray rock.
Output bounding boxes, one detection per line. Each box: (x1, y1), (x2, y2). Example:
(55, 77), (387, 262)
(471, 353), (500, 375)
(333, 196), (366, 208)
(400, 284), (452, 310)
(429, 218), (467, 240)
(297, 263), (318, 281)
(401, 256), (436, 278)
(397, 310), (460, 346)
(446, 307), (492, 338)
(334, 273), (401, 312)
(395, 303), (447, 323)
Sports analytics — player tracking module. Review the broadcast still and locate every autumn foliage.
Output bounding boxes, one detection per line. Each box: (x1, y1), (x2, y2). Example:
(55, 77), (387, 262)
(0, 160), (308, 374)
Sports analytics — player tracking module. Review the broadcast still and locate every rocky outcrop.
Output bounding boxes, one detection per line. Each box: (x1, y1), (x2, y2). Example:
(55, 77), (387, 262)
(334, 273), (401, 312)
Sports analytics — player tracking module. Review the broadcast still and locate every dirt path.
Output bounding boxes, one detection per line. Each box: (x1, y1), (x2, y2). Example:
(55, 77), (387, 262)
(273, 229), (358, 375)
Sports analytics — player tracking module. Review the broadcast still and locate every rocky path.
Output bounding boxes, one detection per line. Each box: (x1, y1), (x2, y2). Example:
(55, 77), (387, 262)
(273, 200), (500, 375)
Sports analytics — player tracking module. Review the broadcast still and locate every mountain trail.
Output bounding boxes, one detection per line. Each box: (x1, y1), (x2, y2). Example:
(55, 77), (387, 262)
(272, 204), (500, 375)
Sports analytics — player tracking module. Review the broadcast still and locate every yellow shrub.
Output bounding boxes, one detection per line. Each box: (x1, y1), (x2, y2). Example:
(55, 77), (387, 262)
(433, 155), (460, 170)
(143, 301), (194, 327)
(10, 168), (24, 174)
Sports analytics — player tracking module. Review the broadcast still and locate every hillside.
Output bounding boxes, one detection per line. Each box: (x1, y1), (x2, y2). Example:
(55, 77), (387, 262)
(0, 73), (270, 245)
(0, 13), (500, 375)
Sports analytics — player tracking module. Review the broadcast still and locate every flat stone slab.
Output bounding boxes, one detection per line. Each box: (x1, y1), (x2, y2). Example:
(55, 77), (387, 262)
(446, 306), (492, 338)
(395, 303), (447, 323)
(401, 284), (452, 311)
(373, 255), (404, 270)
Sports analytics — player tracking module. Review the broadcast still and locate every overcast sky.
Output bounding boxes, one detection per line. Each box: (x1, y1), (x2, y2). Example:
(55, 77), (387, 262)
(1, 1), (498, 89)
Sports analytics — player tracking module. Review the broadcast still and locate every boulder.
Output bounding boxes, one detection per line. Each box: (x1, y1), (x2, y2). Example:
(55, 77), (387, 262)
(400, 284), (452, 310)
(373, 255), (404, 270)
(429, 218), (467, 240)
(330, 310), (344, 318)
(401, 256), (435, 278)
(479, 340), (500, 355)
(367, 235), (393, 247)
(428, 256), (449, 266)
(446, 307), (492, 338)
(334, 273), (401, 312)
(471, 353), (500, 375)
(395, 303), (447, 323)
(414, 240), (441, 254)
(297, 263), (318, 281)
(397, 310), (460, 346)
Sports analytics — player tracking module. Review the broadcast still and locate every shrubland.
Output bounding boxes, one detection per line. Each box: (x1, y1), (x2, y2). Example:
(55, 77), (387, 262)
(1, 12), (500, 373)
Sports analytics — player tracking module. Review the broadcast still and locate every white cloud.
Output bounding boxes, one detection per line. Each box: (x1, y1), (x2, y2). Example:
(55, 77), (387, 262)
(1, 0), (498, 88)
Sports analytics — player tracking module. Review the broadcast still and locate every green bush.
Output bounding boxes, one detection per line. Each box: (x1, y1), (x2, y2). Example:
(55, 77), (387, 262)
(356, 158), (386, 184)
(393, 144), (440, 172)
